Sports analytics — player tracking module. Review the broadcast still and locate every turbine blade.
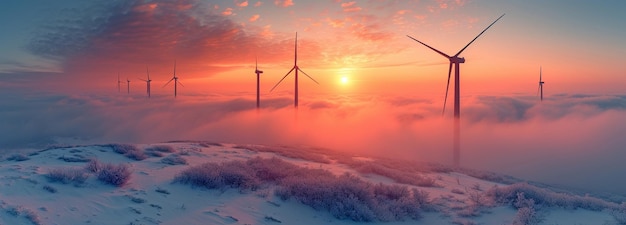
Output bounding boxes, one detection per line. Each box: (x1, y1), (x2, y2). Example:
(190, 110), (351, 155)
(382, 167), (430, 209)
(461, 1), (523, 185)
(177, 80), (184, 87)
(294, 32), (298, 66)
(174, 60), (177, 76)
(537, 84), (540, 96)
(407, 35), (451, 58)
(147, 66), (150, 80)
(255, 56), (258, 70)
(454, 13), (505, 57)
(138, 78), (147, 81)
(163, 78), (174, 87)
(442, 63), (453, 116)
(270, 67), (296, 92)
(298, 68), (319, 85)
(539, 66), (542, 82)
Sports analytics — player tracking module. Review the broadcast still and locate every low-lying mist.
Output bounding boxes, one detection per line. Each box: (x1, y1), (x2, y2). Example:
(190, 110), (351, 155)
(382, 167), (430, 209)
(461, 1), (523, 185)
(2, 89), (626, 196)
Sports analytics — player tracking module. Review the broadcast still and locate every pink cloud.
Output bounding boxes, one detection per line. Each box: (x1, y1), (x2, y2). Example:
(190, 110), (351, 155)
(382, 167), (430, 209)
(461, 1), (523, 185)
(235, 0), (249, 7)
(326, 18), (345, 28)
(254, 1), (262, 7)
(249, 14), (260, 22)
(343, 7), (361, 12)
(340, 1), (356, 8)
(393, 10), (411, 25)
(349, 22), (392, 42)
(340, 1), (361, 12)
(396, 10), (410, 15)
(222, 7), (234, 15)
(274, 0), (294, 7)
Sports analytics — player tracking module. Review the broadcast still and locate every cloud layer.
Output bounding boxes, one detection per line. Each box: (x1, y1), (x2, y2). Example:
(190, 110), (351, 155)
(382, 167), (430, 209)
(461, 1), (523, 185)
(2, 87), (626, 195)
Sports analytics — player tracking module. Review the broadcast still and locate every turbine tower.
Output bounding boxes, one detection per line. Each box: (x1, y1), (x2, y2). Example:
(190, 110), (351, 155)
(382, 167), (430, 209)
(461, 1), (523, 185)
(163, 61), (184, 98)
(255, 57), (263, 109)
(270, 32), (319, 108)
(407, 14), (505, 167)
(117, 73), (122, 92)
(126, 78), (131, 94)
(538, 66), (544, 101)
(139, 66), (152, 98)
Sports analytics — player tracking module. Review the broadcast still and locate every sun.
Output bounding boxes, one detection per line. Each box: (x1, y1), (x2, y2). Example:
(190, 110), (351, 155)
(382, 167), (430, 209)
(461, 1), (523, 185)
(340, 76), (349, 84)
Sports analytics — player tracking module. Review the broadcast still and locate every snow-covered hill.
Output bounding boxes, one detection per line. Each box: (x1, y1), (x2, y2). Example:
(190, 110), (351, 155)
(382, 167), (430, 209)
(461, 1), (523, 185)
(1, 142), (623, 225)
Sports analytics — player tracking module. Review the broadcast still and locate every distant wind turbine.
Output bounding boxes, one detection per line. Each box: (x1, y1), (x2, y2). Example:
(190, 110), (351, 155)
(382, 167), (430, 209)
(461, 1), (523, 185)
(126, 78), (131, 94)
(255, 57), (263, 109)
(538, 66), (545, 101)
(407, 14), (505, 167)
(117, 73), (122, 93)
(270, 32), (319, 108)
(138, 66), (152, 98)
(163, 61), (184, 98)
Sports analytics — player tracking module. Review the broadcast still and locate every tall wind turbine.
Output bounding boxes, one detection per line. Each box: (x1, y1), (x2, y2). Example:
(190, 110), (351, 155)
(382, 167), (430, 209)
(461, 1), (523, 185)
(138, 66), (152, 98)
(117, 73), (122, 92)
(270, 32), (319, 108)
(538, 66), (544, 101)
(255, 57), (263, 109)
(163, 61), (184, 98)
(126, 78), (131, 94)
(407, 14), (505, 167)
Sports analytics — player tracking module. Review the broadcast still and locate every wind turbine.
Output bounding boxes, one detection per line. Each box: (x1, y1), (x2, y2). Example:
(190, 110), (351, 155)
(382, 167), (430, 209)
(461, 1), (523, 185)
(538, 66), (544, 101)
(138, 66), (152, 98)
(407, 14), (505, 167)
(163, 61), (184, 98)
(270, 32), (319, 108)
(126, 78), (131, 94)
(255, 57), (263, 109)
(117, 73), (122, 92)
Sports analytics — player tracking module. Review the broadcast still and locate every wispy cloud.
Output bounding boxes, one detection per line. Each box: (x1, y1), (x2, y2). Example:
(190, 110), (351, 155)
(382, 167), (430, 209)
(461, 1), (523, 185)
(235, 0), (249, 7)
(249, 14), (260, 22)
(222, 7), (234, 15)
(341, 1), (362, 12)
(274, 0), (294, 7)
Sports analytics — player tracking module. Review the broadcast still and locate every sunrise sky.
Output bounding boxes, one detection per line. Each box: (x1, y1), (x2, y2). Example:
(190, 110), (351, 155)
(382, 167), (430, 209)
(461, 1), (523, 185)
(2, 0), (626, 194)
(1, 0), (625, 96)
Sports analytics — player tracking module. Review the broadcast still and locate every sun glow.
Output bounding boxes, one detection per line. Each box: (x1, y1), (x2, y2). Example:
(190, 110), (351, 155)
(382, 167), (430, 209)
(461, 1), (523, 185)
(337, 68), (353, 86)
(340, 76), (349, 84)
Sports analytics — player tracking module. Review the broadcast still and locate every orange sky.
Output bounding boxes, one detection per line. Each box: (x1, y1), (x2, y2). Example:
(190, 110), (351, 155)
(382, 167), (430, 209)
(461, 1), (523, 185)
(2, 0), (623, 97)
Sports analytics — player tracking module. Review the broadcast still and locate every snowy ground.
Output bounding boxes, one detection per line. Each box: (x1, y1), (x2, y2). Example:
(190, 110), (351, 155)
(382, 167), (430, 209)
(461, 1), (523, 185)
(0, 142), (623, 225)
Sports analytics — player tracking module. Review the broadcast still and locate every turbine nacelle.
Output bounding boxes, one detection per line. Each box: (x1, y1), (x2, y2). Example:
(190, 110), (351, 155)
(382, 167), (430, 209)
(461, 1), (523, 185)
(256, 69), (263, 74)
(450, 57), (465, 64)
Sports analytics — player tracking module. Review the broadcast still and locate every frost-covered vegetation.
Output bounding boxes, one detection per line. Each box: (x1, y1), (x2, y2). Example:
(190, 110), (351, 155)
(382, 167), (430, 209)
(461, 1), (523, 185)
(349, 161), (439, 187)
(95, 162), (132, 186)
(46, 167), (88, 185)
(484, 182), (618, 211)
(107, 143), (147, 161)
(145, 145), (176, 155)
(174, 157), (432, 222)
(3, 205), (42, 225)
(84, 158), (131, 186)
(234, 145), (450, 187)
(233, 145), (331, 164)
(161, 154), (187, 165)
(45, 158), (131, 187)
